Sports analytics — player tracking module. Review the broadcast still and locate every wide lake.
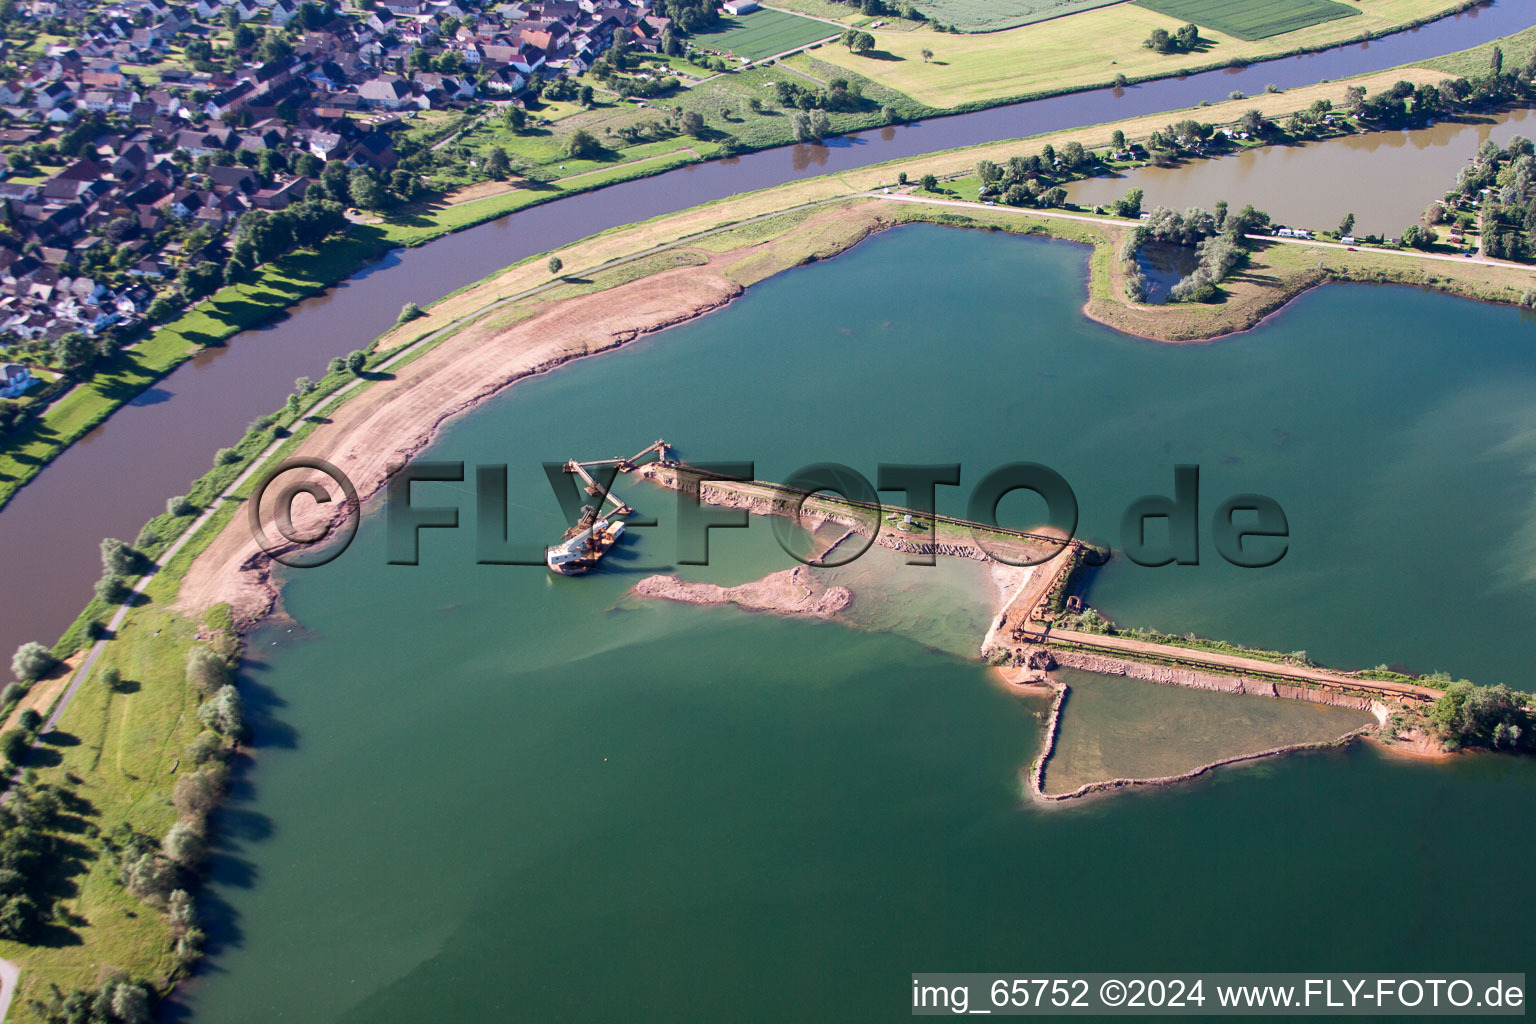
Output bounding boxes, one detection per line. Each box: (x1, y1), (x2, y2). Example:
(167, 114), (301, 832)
(180, 225), (1536, 1021)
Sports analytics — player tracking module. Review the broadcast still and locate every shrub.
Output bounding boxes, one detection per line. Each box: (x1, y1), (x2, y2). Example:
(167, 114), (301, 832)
(100, 666), (121, 691)
(198, 685), (246, 739)
(168, 495), (196, 516)
(1, 728), (29, 765)
(185, 646), (231, 695)
(345, 350), (367, 375)
(185, 730), (223, 765)
(215, 447), (242, 466)
(11, 641), (55, 683)
(172, 772), (216, 817)
(398, 302), (425, 324)
(95, 573), (130, 604)
(18, 709), (40, 732)
(0, 683), (22, 706)
(162, 821), (206, 867)
(100, 537), (142, 576)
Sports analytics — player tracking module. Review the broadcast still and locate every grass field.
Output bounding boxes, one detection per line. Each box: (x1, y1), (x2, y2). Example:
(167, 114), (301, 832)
(691, 8), (839, 61)
(810, 0), (1468, 107)
(911, 0), (1124, 32)
(1134, 0), (1359, 40)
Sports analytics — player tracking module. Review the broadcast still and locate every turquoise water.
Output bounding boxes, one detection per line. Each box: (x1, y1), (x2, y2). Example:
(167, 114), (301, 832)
(181, 226), (1536, 1021)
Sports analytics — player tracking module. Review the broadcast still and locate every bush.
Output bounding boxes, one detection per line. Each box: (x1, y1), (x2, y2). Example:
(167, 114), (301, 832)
(162, 820), (206, 867)
(214, 447), (242, 466)
(167, 495), (196, 517)
(11, 641), (55, 683)
(95, 573), (130, 604)
(100, 666), (121, 691)
(100, 537), (142, 576)
(1, 728), (29, 765)
(198, 685), (246, 739)
(185, 730), (223, 766)
(345, 350), (367, 375)
(172, 772), (216, 817)
(0, 683), (22, 706)
(185, 646), (231, 696)
(18, 709), (40, 732)
(398, 302), (425, 324)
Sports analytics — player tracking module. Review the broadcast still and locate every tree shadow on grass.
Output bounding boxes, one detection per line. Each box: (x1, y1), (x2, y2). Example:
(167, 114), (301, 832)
(859, 49), (904, 62)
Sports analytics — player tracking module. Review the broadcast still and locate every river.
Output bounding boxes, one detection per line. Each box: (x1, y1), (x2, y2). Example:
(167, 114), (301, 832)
(1, 1), (1530, 664)
(176, 225), (1536, 1022)
(1068, 107), (1536, 233)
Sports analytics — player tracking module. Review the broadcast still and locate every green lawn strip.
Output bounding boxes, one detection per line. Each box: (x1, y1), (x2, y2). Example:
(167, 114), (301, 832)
(1134, 0), (1359, 41)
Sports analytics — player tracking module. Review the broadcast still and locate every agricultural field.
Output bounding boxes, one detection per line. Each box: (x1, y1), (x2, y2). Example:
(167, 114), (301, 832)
(809, 0), (1468, 107)
(910, 0), (1125, 33)
(1135, 0), (1359, 40)
(689, 8), (839, 62)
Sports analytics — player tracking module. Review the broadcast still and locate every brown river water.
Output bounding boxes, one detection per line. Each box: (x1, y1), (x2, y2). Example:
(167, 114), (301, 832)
(0, 2), (1530, 660)
(1068, 107), (1536, 233)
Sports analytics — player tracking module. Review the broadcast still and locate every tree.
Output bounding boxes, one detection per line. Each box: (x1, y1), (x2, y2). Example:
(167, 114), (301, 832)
(792, 112), (814, 142)
(95, 573), (129, 604)
(579, 84), (594, 107)
(1401, 224), (1437, 250)
(0, 729), (28, 765)
(1338, 212), (1356, 237)
(349, 169), (386, 210)
(101, 537), (141, 576)
(11, 642), (54, 683)
(173, 772), (217, 816)
(398, 303), (425, 324)
(1060, 140), (1087, 169)
(17, 709), (39, 732)
(1114, 187), (1144, 219)
(1111, 128), (1127, 151)
(294, 376), (316, 395)
(50, 331), (95, 375)
(505, 105), (527, 131)
(162, 821), (205, 867)
(1239, 108), (1266, 137)
(1344, 85), (1367, 112)
(680, 110), (706, 137)
(810, 111), (832, 140)
(483, 146), (511, 179)
(186, 647), (230, 695)
(566, 129), (602, 160)
(100, 667), (121, 692)
(919, 173), (938, 191)
(547, 256), (563, 276)
(198, 685), (245, 738)
(920, 48), (933, 63)
(975, 159), (1001, 183)
(851, 31), (875, 54)
(346, 350), (368, 375)
(1491, 45), (1504, 78)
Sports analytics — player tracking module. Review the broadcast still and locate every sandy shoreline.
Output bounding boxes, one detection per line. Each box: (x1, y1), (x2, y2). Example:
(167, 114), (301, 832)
(177, 258), (745, 624)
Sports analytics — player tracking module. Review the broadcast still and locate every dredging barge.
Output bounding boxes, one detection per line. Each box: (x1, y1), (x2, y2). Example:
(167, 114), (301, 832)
(545, 439), (671, 575)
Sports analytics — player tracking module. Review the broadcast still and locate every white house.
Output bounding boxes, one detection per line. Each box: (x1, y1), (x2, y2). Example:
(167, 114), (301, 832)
(0, 363), (35, 399)
(722, 0), (757, 12)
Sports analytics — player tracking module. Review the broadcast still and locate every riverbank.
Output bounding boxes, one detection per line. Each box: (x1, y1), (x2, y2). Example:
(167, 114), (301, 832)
(4, 52), (1531, 1020)
(0, 6), (1525, 516)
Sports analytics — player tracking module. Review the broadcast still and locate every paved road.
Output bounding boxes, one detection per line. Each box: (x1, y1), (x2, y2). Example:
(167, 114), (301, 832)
(0, 955), (17, 1022)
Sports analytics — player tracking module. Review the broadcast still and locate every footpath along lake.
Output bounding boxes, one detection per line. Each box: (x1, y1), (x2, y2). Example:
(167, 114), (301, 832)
(2, 1), (1533, 663)
(177, 226), (1536, 1022)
